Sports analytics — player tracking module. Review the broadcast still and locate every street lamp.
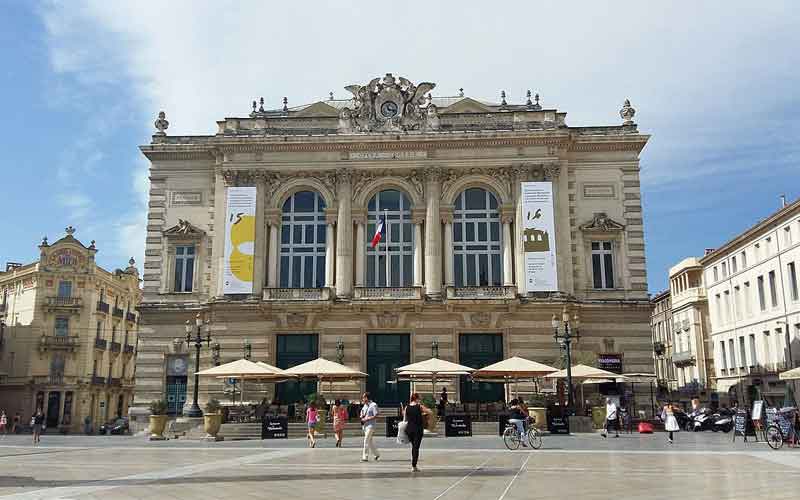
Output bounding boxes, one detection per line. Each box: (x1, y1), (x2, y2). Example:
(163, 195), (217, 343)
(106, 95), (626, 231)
(336, 337), (344, 364)
(243, 338), (252, 360)
(431, 338), (439, 359)
(211, 342), (221, 366)
(184, 313), (212, 418)
(552, 308), (580, 415)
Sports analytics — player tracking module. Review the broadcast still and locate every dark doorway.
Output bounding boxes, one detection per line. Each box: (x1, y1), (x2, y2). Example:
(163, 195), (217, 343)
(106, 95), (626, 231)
(459, 334), (504, 402)
(116, 394), (125, 418)
(275, 334), (319, 403)
(366, 334), (410, 406)
(46, 392), (61, 428)
(166, 376), (187, 415)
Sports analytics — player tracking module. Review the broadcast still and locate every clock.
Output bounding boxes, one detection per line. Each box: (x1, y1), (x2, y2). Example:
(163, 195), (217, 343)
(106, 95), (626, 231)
(380, 101), (398, 118)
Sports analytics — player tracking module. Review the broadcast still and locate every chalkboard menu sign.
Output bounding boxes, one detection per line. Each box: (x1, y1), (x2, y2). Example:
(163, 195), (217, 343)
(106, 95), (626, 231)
(445, 415), (472, 437)
(385, 416), (401, 438)
(498, 413), (511, 436)
(261, 416), (288, 439)
(751, 401), (764, 422)
(765, 407), (792, 437)
(547, 413), (570, 434)
(732, 409), (756, 442)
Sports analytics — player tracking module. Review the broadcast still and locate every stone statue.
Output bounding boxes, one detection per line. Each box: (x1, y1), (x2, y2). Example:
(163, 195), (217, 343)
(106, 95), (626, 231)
(620, 99), (636, 125)
(425, 104), (440, 131)
(154, 111), (169, 135)
(338, 107), (356, 133)
(340, 74), (436, 132)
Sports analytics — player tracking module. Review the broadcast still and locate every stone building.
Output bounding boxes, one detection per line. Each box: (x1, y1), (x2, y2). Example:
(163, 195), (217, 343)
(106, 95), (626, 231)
(0, 228), (140, 432)
(701, 197), (800, 406)
(649, 289), (677, 393)
(135, 75), (652, 414)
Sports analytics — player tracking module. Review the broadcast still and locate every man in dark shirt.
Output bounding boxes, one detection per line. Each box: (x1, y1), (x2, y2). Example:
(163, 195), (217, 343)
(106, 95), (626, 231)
(508, 400), (528, 447)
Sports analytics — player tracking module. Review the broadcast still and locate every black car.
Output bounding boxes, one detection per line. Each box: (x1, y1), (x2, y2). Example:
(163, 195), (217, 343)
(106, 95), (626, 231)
(99, 417), (129, 435)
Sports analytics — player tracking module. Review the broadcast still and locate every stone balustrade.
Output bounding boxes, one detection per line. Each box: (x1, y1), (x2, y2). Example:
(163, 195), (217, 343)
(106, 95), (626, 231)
(262, 287), (332, 301)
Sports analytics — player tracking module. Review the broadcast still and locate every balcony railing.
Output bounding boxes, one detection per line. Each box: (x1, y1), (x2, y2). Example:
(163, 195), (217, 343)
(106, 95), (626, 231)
(112, 307), (124, 318)
(32, 374), (78, 385)
(40, 335), (80, 351)
(107, 377), (121, 387)
(45, 296), (82, 310)
(446, 286), (517, 300)
(96, 301), (110, 314)
(262, 287), (332, 301)
(109, 341), (121, 353)
(353, 287), (423, 300)
(123, 344), (135, 355)
(672, 350), (696, 367)
(653, 341), (666, 356)
(126, 311), (137, 323)
(91, 375), (106, 385)
(94, 338), (107, 350)
(749, 362), (788, 375)
(122, 377), (135, 387)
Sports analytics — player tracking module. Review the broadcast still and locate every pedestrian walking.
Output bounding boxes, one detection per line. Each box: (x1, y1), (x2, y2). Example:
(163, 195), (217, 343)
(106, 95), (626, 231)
(602, 398), (619, 438)
(403, 393), (432, 472)
(663, 402), (680, 444)
(306, 401), (318, 448)
(0, 411), (7, 436)
(11, 412), (19, 434)
(437, 387), (448, 419)
(333, 399), (348, 448)
(359, 392), (380, 462)
(32, 409), (44, 444)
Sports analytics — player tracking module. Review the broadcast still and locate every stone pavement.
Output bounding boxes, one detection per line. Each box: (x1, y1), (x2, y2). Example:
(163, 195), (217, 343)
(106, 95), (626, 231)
(0, 433), (797, 499)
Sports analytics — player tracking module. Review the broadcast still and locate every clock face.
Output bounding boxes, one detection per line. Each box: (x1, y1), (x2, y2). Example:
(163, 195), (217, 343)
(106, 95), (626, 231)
(380, 101), (398, 118)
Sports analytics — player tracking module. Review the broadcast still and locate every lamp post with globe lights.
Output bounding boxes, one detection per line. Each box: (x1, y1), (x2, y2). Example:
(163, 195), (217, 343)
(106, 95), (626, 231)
(184, 314), (212, 418)
(552, 308), (581, 414)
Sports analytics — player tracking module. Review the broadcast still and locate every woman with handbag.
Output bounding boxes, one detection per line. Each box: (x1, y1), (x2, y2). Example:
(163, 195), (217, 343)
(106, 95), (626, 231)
(403, 393), (432, 472)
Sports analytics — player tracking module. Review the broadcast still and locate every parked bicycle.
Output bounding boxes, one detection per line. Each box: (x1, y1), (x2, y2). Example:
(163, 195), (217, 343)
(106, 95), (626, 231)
(766, 407), (799, 450)
(503, 417), (542, 450)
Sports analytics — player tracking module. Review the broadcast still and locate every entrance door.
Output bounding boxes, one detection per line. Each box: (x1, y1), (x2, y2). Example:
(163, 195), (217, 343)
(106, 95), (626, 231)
(166, 376), (187, 415)
(459, 334), (504, 402)
(46, 392), (61, 428)
(366, 334), (410, 406)
(275, 334), (319, 403)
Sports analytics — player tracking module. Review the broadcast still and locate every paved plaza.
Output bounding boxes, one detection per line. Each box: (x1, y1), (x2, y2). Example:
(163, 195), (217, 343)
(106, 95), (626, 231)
(0, 433), (798, 500)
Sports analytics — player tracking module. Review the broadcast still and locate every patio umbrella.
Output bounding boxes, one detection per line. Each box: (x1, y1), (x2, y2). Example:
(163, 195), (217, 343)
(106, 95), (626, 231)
(779, 367), (800, 380)
(622, 373), (657, 418)
(284, 357), (367, 395)
(472, 356), (557, 400)
(545, 365), (628, 410)
(396, 358), (475, 400)
(197, 358), (294, 404)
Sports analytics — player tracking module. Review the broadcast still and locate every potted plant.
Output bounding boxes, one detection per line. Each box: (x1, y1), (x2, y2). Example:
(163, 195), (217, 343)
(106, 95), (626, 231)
(148, 400), (169, 440)
(588, 394), (607, 429)
(203, 399), (223, 441)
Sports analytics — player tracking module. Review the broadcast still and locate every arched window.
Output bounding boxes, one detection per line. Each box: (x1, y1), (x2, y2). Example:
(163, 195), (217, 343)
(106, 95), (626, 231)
(366, 189), (413, 287)
(279, 191), (326, 288)
(453, 188), (502, 287)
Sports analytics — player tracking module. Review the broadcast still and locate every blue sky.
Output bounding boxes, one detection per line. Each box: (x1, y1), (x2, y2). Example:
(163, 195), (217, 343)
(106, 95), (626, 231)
(0, 1), (798, 292)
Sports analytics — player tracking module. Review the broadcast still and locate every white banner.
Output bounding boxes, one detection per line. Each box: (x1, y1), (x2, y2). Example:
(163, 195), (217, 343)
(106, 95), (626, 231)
(521, 182), (558, 291)
(223, 186), (257, 294)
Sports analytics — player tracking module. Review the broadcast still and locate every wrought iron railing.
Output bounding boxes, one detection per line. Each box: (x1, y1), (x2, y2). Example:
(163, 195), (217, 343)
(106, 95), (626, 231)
(94, 338), (107, 350)
(110, 341), (121, 353)
(46, 296), (82, 308)
(126, 311), (137, 323)
(96, 301), (110, 314)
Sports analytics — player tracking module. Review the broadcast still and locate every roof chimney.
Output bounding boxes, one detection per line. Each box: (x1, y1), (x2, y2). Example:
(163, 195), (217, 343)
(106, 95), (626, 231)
(780, 194), (787, 208)
(704, 248), (715, 256)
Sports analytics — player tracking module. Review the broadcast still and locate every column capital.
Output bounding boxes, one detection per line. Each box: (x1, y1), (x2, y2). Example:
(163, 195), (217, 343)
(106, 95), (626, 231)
(440, 207), (454, 224)
(501, 214), (514, 225)
(543, 163), (561, 181)
(351, 208), (367, 226)
(325, 208), (339, 225)
(264, 208), (281, 227)
(411, 208), (426, 225)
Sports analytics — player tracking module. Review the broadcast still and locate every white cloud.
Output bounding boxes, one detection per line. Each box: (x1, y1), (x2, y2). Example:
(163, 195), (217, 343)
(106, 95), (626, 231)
(57, 192), (92, 220)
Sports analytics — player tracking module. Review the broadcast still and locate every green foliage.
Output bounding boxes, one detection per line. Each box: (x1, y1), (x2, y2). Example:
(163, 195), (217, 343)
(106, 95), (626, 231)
(205, 398), (222, 414)
(149, 400), (168, 416)
(422, 395), (436, 409)
(552, 350), (598, 369)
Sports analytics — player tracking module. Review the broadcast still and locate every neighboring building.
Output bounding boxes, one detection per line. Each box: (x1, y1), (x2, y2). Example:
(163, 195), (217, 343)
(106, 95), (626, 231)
(135, 74), (653, 414)
(701, 198), (800, 406)
(650, 289), (677, 393)
(0, 227), (140, 432)
(667, 258), (714, 398)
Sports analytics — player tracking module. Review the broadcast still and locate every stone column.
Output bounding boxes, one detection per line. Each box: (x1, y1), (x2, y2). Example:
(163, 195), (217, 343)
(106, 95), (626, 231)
(424, 170), (442, 298)
(325, 216), (336, 288)
(502, 215), (514, 286)
(354, 213), (366, 287)
(252, 178), (267, 296)
(442, 213), (454, 287)
(545, 163), (568, 293)
(335, 170), (353, 298)
(413, 215), (424, 287)
(212, 167), (227, 297)
(266, 213), (280, 288)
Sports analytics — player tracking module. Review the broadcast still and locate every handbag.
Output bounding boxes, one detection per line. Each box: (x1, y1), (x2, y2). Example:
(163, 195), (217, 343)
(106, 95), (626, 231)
(396, 420), (409, 445)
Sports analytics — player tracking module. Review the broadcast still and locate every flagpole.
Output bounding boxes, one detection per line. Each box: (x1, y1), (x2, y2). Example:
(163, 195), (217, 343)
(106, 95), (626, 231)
(384, 209), (389, 286)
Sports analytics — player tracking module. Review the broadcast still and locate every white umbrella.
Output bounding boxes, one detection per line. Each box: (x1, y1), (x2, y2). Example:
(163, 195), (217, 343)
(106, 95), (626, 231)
(779, 367), (800, 380)
(396, 358), (475, 400)
(197, 358), (294, 405)
(472, 356), (558, 400)
(546, 365), (628, 410)
(284, 357), (367, 396)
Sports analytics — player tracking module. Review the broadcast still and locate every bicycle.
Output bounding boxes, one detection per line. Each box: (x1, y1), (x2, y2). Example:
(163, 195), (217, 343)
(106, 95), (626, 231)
(765, 408), (798, 450)
(503, 419), (542, 450)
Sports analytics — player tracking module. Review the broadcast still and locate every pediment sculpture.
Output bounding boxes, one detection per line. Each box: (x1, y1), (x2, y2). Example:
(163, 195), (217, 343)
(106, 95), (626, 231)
(339, 74), (436, 132)
(163, 219), (205, 238)
(579, 212), (625, 232)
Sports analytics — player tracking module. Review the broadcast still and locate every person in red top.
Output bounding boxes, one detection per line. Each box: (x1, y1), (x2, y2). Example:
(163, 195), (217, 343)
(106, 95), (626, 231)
(332, 400), (348, 448)
(306, 402), (319, 448)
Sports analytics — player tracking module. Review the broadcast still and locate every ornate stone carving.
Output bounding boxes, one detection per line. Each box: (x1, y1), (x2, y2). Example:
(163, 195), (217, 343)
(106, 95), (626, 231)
(542, 164), (561, 181)
(620, 99), (636, 125)
(579, 212), (625, 232)
(286, 313), (306, 328)
(222, 169), (256, 186)
(154, 111), (169, 136)
(341, 74), (436, 132)
(351, 170), (378, 201)
(335, 168), (352, 186)
(470, 312), (491, 327)
(163, 219), (205, 238)
(405, 169), (425, 198)
(376, 311), (399, 328)
(425, 104), (440, 131)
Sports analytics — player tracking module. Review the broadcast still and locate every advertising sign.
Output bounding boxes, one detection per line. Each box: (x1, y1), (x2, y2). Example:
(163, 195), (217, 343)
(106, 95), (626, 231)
(261, 416), (288, 439)
(445, 415), (473, 437)
(521, 182), (558, 291)
(385, 416), (401, 438)
(223, 186), (257, 294)
(598, 353), (624, 374)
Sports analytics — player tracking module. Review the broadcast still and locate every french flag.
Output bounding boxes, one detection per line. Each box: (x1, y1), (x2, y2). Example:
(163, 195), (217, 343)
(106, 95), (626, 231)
(370, 217), (385, 248)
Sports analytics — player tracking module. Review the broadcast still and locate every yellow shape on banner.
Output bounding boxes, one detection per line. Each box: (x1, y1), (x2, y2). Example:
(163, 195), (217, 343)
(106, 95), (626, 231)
(229, 214), (255, 282)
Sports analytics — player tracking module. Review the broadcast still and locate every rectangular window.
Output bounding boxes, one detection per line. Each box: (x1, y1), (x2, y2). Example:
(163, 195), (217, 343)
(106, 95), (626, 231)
(96, 321), (102, 339)
(721, 262), (728, 278)
(743, 281), (751, 316)
(57, 281), (72, 297)
(749, 334), (757, 367)
(111, 325), (117, 343)
(731, 256), (737, 274)
(768, 270), (778, 307)
(734, 286), (742, 320)
(591, 241), (614, 289)
(785, 226), (793, 247)
(715, 294), (722, 324)
(713, 267), (719, 282)
(54, 317), (69, 337)
(741, 251), (747, 269)
(723, 290), (731, 323)
(173, 245), (195, 293)
(728, 339), (736, 372)
(757, 276), (766, 311)
(788, 262), (798, 301)
(763, 331), (772, 366)
(739, 336), (747, 368)
(754, 243), (761, 262)
(720, 341), (728, 372)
